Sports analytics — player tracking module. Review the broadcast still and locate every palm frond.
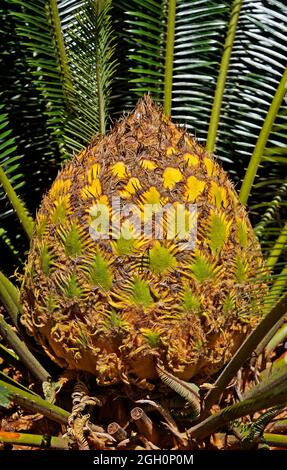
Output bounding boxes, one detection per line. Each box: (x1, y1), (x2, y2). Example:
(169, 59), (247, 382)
(216, 0), (287, 183)
(115, 0), (166, 105)
(206, 0), (243, 153)
(240, 64), (287, 205)
(10, 0), (74, 157)
(58, 0), (86, 31)
(170, 0), (231, 138)
(190, 363), (287, 440)
(0, 103), (22, 192)
(156, 363), (200, 418)
(0, 228), (19, 265)
(164, 0), (176, 115)
(264, 265), (287, 311)
(255, 181), (287, 238)
(266, 222), (287, 270)
(115, 0), (231, 131)
(0, 106), (33, 240)
(0, 2), (63, 274)
(212, 0), (287, 279)
(254, 181), (287, 272)
(0, 104), (24, 250)
(64, 0), (117, 153)
(204, 291), (287, 408)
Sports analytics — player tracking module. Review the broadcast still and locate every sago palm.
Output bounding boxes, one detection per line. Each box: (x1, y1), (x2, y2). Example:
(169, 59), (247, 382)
(0, 0), (287, 450)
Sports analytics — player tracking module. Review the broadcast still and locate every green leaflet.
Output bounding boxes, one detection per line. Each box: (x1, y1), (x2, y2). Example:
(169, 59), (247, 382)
(207, 212), (229, 255)
(149, 242), (177, 274)
(130, 278), (154, 308)
(89, 252), (113, 291)
(63, 224), (82, 257)
(190, 255), (214, 283)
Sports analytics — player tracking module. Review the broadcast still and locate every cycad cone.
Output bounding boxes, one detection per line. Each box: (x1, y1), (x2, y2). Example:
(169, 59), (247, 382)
(21, 97), (266, 386)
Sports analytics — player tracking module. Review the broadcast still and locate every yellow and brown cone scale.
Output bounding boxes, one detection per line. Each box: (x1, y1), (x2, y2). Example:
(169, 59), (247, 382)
(21, 97), (267, 386)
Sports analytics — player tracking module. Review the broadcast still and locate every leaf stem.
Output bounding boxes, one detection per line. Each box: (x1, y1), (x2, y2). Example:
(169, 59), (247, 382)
(266, 222), (287, 270)
(263, 433), (287, 448)
(189, 392), (287, 440)
(0, 165), (33, 239)
(0, 430), (69, 449)
(240, 64), (287, 205)
(48, 0), (74, 114)
(0, 379), (69, 425)
(206, 0), (242, 153)
(95, 0), (109, 134)
(0, 345), (20, 370)
(0, 277), (19, 327)
(96, 49), (106, 135)
(0, 271), (21, 313)
(254, 182), (287, 237)
(266, 323), (287, 353)
(0, 314), (50, 383)
(49, 0), (70, 80)
(0, 371), (37, 396)
(204, 292), (287, 409)
(163, 0), (176, 116)
(263, 264), (287, 314)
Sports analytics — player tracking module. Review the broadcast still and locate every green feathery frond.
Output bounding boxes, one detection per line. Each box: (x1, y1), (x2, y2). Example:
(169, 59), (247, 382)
(240, 64), (287, 206)
(0, 3), (61, 275)
(58, 0), (86, 30)
(264, 265), (287, 313)
(254, 181), (287, 238)
(171, 0), (231, 139)
(254, 180), (287, 266)
(120, 0), (166, 103)
(0, 163), (33, 240)
(207, 211), (229, 255)
(206, 0), (243, 153)
(64, 0), (117, 153)
(217, 1), (287, 165)
(157, 363), (201, 418)
(61, 274), (83, 298)
(164, 0), (176, 115)
(0, 106), (33, 239)
(181, 288), (201, 312)
(0, 101), (26, 258)
(130, 278), (154, 307)
(204, 292), (287, 409)
(211, 1), (287, 281)
(0, 103), (22, 192)
(266, 222), (287, 271)
(190, 254), (214, 283)
(62, 224), (82, 257)
(149, 242), (177, 274)
(0, 228), (19, 263)
(118, 0), (231, 127)
(10, 0), (74, 157)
